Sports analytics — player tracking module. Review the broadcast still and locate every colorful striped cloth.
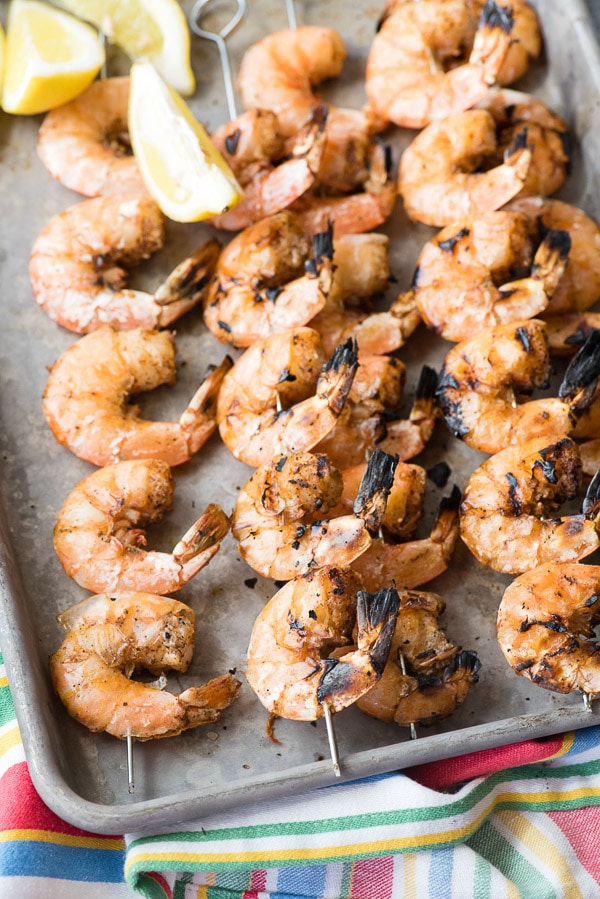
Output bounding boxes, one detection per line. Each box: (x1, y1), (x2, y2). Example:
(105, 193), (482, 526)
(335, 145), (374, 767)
(2, 654), (600, 898)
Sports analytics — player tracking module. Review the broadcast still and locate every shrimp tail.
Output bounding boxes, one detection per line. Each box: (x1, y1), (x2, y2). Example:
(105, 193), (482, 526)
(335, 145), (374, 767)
(470, 0), (515, 80)
(172, 503), (231, 572)
(177, 673), (242, 727)
(179, 356), (234, 452)
(317, 336), (359, 414)
(353, 448), (399, 532)
(582, 467), (600, 522)
(154, 237), (221, 326)
(308, 222), (334, 272)
(417, 649), (482, 692)
(559, 329), (600, 416)
(316, 586), (400, 706)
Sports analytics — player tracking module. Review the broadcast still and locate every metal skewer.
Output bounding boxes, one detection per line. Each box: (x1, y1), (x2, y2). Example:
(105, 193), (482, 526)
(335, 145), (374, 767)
(285, 0), (298, 29)
(322, 701), (342, 777)
(399, 653), (418, 740)
(126, 734), (135, 793)
(188, 0), (248, 121)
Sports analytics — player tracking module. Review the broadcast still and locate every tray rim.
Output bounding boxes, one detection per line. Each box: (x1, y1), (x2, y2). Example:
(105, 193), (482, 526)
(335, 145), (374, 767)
(2, 0), (600, 835)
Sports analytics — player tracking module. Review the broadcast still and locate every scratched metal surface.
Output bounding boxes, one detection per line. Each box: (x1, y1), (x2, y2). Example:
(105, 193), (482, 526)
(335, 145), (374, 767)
(1, 0), (600, 834)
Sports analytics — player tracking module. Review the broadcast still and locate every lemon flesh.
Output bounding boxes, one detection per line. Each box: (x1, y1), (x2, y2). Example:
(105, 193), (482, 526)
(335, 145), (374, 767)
(2, 0), (105, 115)
(50, 0), (195, 96)
(129, 61), (243, 223)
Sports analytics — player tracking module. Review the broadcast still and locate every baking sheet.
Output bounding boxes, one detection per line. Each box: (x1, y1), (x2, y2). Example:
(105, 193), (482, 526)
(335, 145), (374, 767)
(2, 0), (600, 835)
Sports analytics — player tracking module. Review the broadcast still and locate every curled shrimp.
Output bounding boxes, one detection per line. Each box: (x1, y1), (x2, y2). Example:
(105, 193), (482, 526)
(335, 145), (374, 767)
(350, 487), (462, 593)
(365, 0), (516, 129)
(209, 106), (328, 231)
(497, 561), (600, 697)
(412, 211), (571, 342)
(53, 459), (230, 594)
(245, 565), (400, 722)
(398, 108), (532, 227)
(216, 327), (358, 468)
(333, 589), (480, 727)
(289, 139), (398, 238)
(36, 77), (147, 198)
(231, 449), (397, 581)
(203, 211), (333, 347)
(42, 327), (233, 467)
(50, 591), (241, 739)
(506, 197), (600, 318)
(436, 320), (600, 454)
(459, 436), (600, 574)
(29, 194), (220, 334)
(316, 363), (439, 469)
(237, 26), (383, 191)
(476, 88), (570, 199)
(310, 232), (421, 356)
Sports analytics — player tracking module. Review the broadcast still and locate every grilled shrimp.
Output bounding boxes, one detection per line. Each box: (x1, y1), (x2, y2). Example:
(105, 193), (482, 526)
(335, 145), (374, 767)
(413, 212), (571, 342)
(245, 565), (399, 721)
(436, 320), (600, 454)
(36, 77), (146, 197)
(231, 449), (398, 581)
(288, 138), (398, 238)
(42, 327), (232, 467)
(209, 106), (328, 231)
(497, 561), (600, 697)
(50, 591), (241, 740)
(477, 88), (571, 198)
(350, 487), (462, 593)
(311, 232), (421, 356)
(507, 197), (600, 317)
(315, 361), (438, 469)
(29, 194), (220, 333)
(53, 459), (230, 594)
(203, 211), (333, 346)
(216, 327), (358, 468)
(365, 0), (516, 129)
(459, 436), (600, 574)
(237, 25), (383, 192)
(334, 589), (480, 727)
(398, 108), (531, 227)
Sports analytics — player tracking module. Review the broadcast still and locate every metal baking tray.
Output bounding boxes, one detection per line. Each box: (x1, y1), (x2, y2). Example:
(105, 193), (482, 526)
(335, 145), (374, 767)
(1, 0), (600, 835)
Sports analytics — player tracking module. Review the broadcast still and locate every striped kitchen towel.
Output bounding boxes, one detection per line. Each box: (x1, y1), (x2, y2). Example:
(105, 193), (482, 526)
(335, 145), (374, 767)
(2, 653), (600, 898)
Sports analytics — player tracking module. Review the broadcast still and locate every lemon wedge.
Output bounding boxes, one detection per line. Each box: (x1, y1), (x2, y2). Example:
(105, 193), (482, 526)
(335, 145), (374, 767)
(1, 0), (105, 115)
(129, 61), (243, 223)
(50, 0), (195, 96)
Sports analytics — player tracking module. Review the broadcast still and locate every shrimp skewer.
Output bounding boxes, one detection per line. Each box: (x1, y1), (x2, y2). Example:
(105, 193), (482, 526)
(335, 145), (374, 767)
(497, 561), (600, 698)
(332, 589), (481, 727)
(436, 321), (600, 454)
(53, 459), (230, 594)
(42, 327), (232, 467)
(245, 566), (400, 722)
(50, 591), (241, 740)
(216, 328), (358, 468)
(413, 213), (571, 342)
(459, 436), (600, 575)
(29, 194), (220, 334)
(203, 211), (334, 346)
(365, 0), (516, 130)
(232, 449), (398, 581)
